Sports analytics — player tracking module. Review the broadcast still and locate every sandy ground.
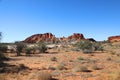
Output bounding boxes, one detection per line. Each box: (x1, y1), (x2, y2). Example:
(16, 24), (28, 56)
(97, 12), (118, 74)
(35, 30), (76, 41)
(1, 49), (120, 80)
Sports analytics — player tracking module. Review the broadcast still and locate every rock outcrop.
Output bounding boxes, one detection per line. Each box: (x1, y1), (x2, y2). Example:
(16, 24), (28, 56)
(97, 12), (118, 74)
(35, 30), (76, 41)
(24, 33), (56, 43)
(68, 33), (85, 40)
(108, 35), (120, 42)
(23, 33), (94, 43)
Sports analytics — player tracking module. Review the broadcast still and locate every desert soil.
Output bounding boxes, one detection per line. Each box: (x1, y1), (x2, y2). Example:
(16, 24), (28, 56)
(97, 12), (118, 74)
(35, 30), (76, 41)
(1, 48), (120, 80)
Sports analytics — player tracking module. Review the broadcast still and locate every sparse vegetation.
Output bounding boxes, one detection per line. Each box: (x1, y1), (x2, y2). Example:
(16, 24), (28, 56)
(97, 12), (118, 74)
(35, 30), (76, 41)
(0, 33), (9, 68)
(106, 70), (120, 80)
(73, 66), (89, 72)
(93, 42), (104, 51)
(1, 31), (120, 80)
(0, 53), (9, 61)
(38, 42), (47, 53)
(15, 42), (26, 56)
(92, 64), (100, 70)
(57, 64), (67, 70)
(25, 47), (34, 56)
(74, 40), (104, 53)
(37, 71), (52, 80)
(75, 40), (94, 53)
(77, 56), (84, 60)
(0, 44), (8, 53)
(50, 56), (57, 61)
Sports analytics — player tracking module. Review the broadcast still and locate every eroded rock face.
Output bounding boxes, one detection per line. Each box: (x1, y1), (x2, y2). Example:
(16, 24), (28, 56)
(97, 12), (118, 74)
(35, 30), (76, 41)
(68, 33), (85, 40)
(108, 36), (120, 42)
(23, 33), (89, 43)
(24, 33), (56, 43)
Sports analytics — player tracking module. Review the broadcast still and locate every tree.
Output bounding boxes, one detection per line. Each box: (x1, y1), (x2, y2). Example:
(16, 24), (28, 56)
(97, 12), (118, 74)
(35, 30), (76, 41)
(15, 42), (26, 56)
(0, 32), (2, 42)
(0, 32), (9, 66)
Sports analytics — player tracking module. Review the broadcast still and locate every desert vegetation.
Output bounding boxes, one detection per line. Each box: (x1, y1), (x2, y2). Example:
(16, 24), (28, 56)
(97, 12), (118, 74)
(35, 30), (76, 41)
(0, 32), (120, 80)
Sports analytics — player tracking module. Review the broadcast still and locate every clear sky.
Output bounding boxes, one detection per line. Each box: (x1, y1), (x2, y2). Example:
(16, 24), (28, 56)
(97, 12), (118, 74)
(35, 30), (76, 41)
(0, 0), (120, 42)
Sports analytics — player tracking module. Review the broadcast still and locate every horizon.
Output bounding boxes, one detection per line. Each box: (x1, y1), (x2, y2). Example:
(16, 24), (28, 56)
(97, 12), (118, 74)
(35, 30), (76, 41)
(0, 0), (120, 42)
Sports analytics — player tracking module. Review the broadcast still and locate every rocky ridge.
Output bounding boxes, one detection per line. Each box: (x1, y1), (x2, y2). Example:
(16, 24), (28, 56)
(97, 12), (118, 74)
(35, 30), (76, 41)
(23, 33), (87, 43)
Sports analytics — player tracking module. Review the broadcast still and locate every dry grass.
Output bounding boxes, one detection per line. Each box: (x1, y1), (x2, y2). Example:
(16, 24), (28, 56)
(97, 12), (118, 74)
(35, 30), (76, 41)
(1, 41), (120, 80)
(37, 71), (52, 80)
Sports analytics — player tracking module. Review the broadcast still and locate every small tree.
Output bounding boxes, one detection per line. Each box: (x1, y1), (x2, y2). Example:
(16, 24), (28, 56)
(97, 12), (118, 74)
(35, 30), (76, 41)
(0, 32), (9, 66)
(0, 44), (8, 53)
(38, 42), (47, 53)
(15, 42), (26, 56)
(0, 32), (2, 43)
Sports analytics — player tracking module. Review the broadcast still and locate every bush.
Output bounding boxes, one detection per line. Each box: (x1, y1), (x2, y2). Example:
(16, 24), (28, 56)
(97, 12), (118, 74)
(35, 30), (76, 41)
(38, 71), (52, 80)
(0, 53), (9, 68)
(50, 57), (57, 61)
(0, 53), (9, 61)
(15, 42), (26, 56)
(0, 44), (7, 53)
(38, 42), (47, 53)
(25, 47), (34, 56)
(75, 40), (94, 53)
(74, 40), (104, 53)
(93, 42), (104, 51)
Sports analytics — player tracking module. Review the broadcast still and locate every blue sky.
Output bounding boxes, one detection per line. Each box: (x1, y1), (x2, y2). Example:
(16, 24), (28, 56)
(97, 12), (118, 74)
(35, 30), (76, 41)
(0, 0), (120, 42)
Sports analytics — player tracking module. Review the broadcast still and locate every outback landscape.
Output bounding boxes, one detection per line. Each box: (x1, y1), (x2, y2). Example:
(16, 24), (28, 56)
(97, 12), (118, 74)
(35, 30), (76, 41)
(1, 33), (120, 80)
(1, 0), (120, 80)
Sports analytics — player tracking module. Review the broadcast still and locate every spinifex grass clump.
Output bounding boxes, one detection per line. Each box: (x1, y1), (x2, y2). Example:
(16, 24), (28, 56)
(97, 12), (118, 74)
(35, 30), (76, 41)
(37, 71), (52, 80)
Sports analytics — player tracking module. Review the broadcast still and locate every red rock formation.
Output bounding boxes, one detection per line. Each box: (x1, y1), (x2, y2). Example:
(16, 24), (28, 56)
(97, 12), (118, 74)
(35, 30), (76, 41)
(108, 35), (120, 42)
(23, 33), (86, 43)
(24, 33), (56, 43)
(68, 33), (85, 40)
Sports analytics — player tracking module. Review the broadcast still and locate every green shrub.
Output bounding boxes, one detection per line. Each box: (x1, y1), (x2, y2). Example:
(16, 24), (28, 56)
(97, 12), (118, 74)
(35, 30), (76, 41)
(0, 53), (9, 61)
(25, 47), (34, 56)
(93, 42), (104, 51)
(38, 42), (47, 53)
(15, 42), (26, 56)
(38, 71), (52, 80)
(0, 44), (7, 53)
(75, 40), (94, 53)
(74, 40), (104, 53)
